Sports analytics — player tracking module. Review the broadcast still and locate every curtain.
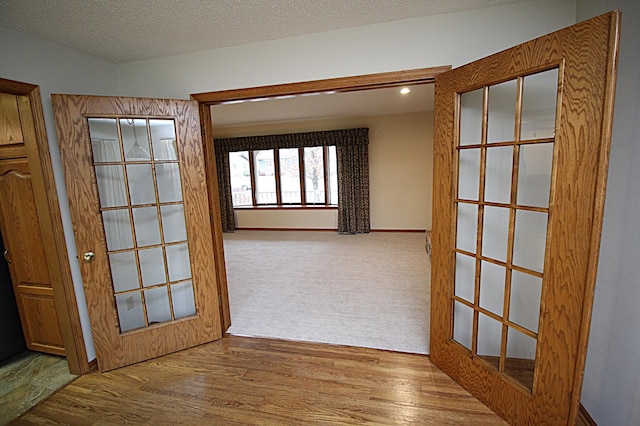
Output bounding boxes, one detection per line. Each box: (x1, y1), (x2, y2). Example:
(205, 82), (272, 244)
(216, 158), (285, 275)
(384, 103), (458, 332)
(215, 128), (370, 233)
(215, 140), (236, 232)
(337, 142), (370, 234)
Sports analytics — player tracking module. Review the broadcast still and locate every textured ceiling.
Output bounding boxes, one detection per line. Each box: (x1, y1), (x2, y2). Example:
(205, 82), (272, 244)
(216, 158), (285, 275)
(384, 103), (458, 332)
(0, 0), (525, 63)
(212, 84), (434, 127)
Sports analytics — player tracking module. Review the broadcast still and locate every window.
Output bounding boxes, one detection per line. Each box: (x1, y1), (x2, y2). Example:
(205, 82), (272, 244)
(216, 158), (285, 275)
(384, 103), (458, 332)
(230, 145), (337, 207)
(229, 151), (252, 206)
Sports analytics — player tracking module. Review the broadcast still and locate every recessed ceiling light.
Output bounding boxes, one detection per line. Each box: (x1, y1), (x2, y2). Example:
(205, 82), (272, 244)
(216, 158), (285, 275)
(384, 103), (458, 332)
(400, 87), (411, 95)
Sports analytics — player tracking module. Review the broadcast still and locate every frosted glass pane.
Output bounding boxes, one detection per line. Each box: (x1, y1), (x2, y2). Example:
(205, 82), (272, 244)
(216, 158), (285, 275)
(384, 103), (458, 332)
(89, 118), (120, 163)
(139, 247), (166, 287)
(479, 261), (505, 316)
(116, 292), (145, 332)
(150, 119), (177, 160)
(127, 164), (156, 205)
(482, 206), (510, 262)
(161, 204), (187, 243)
(456, 203), (478, 253)
(455, 253), (476, 303)
(145, 286), (172, 324)
(458, 148), (480, 201)
(507, 327), (537, 359)
(485, 146), (513, 204)
(506, 327), (537, 391)
(166, 243), (191, 282)
(477, 313), (502, 369)
(459, 89), (483, 146)
(109, 251), (139, 293)
(509, 271), (542, 333)
(513, 210), (548, 273)
(453, 301), (473, 351)
(90, 138), (121, 163)
(156, 164), (183, 203)
(95, 165), (127, 208)
(517, 143), (554, 208)
(521, 69), (559, 140)
(121, 118), (151, 161)
(487, 79), (517, 143)
(132, 207), (161, 247)
(102, 209), (133, 251)
(172, 281), (196, 319)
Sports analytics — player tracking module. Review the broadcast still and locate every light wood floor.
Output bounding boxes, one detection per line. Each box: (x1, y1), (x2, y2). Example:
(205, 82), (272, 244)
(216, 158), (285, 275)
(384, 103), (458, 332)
(14, 336), (508, 425)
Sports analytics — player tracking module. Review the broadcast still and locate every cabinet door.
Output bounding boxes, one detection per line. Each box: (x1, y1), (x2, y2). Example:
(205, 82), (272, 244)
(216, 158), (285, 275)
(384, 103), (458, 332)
(0, 157), (65, 355)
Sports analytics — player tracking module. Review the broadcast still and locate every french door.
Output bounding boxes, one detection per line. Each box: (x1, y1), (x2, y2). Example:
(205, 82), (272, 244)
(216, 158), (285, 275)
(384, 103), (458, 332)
(53, 95), (224, 371)
(431, 11), (619, 425)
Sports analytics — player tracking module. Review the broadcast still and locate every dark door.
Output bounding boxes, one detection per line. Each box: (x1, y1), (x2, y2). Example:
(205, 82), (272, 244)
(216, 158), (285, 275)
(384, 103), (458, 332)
(0, 232), (26, 361)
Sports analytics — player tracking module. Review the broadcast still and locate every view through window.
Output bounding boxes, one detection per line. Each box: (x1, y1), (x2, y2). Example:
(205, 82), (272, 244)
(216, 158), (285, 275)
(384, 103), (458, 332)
(229, 146), (337, 207)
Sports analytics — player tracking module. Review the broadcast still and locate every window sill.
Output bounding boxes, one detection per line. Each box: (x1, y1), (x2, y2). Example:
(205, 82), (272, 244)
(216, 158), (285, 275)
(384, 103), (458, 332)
(233, 205), (338, 211)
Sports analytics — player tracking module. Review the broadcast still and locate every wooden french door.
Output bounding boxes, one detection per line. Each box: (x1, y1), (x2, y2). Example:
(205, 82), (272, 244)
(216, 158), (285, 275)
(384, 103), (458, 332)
(53, 95), (224, 371)
(431, 11), (619, 425)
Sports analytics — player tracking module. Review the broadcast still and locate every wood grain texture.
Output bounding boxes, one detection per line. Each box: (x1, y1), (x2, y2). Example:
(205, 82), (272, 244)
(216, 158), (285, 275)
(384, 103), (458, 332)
(191, 66), (451, 104)
(197, 102), (231, 331)
(24, 87), (88, 374)
(0, 78), (88, 374)
(568, 10), (621, 423)
(431, 11), (620, 425)
(0, 159), (64, 355)
(52, 95), (223, 372)
(0, 93), (23, 145)
(15, 336), (507, 425)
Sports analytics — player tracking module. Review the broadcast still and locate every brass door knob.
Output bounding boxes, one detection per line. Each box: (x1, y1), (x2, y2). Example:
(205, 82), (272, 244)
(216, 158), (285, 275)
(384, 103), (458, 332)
(83, 251), (95, 262)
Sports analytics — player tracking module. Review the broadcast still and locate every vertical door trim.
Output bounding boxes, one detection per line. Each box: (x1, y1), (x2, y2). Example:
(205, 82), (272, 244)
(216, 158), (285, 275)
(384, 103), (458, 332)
(0, 77), (89, 374)
(568, 12), (621, 421)
(196, 102), (231, 330)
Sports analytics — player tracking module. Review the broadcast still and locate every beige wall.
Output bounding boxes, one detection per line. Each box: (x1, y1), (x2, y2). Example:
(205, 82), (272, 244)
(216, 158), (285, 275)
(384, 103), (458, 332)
(369, 111), (433, 230)
(215, 110), (433, 230)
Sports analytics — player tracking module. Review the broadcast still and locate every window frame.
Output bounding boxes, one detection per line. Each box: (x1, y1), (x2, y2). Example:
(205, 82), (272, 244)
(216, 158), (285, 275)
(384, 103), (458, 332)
(230, 145), (337, 209)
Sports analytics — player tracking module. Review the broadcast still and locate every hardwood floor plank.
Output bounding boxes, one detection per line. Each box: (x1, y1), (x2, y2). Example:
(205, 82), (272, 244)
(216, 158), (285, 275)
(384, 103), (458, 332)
(13, 336), (506, 425)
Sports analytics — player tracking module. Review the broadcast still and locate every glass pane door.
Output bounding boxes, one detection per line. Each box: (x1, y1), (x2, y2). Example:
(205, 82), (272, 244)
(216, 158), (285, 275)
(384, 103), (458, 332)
(88, 117), (195, 333)
(452, 68), (558, 391)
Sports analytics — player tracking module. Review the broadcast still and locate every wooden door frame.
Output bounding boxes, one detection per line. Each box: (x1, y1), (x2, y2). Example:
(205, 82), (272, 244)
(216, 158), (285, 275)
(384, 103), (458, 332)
(0, 78), (89, 374)
(191, 66), (451, 332)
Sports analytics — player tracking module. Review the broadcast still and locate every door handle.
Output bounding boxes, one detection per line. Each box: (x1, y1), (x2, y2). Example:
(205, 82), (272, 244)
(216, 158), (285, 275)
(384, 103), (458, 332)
(83, 251), (95, 262)
(3, 249), (10, 264)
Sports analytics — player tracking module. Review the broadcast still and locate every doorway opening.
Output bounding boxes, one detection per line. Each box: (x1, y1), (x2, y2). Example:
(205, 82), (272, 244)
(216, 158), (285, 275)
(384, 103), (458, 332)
(192, 67), (449, 353)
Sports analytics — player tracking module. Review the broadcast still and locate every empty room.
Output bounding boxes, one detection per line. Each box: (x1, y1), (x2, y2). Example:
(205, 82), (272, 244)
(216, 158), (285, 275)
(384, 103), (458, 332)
(0, 1), (638, 425)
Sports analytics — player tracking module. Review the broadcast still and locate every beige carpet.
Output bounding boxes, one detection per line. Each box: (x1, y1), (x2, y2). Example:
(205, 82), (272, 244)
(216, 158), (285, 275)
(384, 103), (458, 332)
(223, 231), (430, 354)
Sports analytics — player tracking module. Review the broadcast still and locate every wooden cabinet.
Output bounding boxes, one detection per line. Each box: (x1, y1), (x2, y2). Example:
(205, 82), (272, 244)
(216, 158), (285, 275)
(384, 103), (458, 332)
(0, 91), (65, 355)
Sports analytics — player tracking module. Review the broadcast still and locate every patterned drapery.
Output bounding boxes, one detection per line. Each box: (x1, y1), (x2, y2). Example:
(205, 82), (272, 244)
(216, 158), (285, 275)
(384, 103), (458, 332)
(214, 144), (235, 232)
(337, 142), (370, 234)
(214, 128), (370, 233)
